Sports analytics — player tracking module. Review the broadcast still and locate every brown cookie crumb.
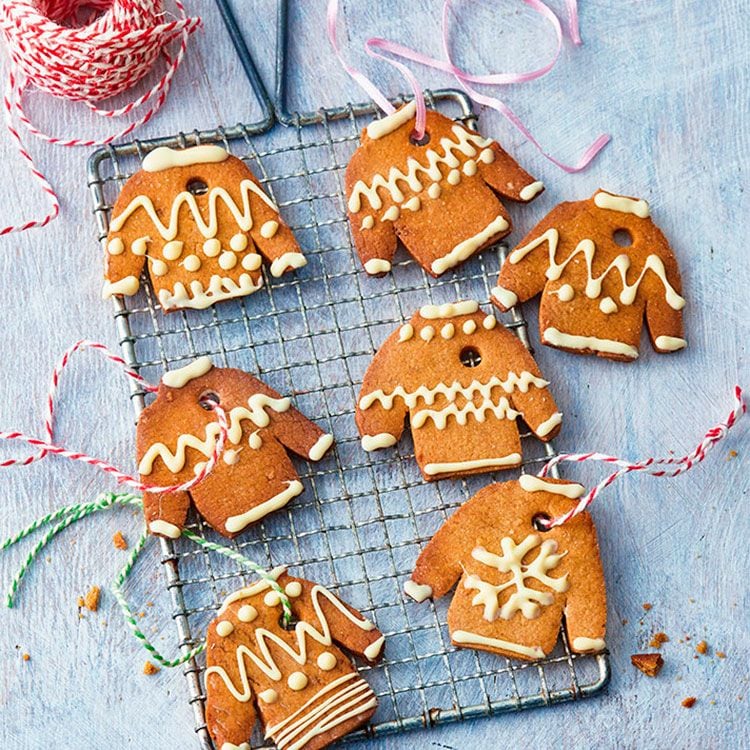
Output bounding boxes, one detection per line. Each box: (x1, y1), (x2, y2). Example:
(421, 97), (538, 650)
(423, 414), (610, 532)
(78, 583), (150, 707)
(642, 602), (652, 611)
(630, 653), (663, 677)
(649, 632), (669, 649)
(696, 640), (708, 655)
(83, 585), (100, 612)
(113, 531), (128, 550)
(728, 450), (737, 459)
(22, 653), (30, 662)
(681, 696), (697, 708)
(716, 651), (726, 659)
(143, 661), (160, 675)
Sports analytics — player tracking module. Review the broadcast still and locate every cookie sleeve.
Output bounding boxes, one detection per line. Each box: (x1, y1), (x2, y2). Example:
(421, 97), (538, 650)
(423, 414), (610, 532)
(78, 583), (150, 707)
(355, 363), (408, 453)
(643, 245), (686, 354)
(563, 517), (608, 654)
(479, 141), (543, 203)
(102, 233), (145, 299)
(406, 514), (463, 602)
(142, 488), (191, 539)
(492, 204), (571, 311)
(205, 622), (259, 750)
(242, 375), (334, 462)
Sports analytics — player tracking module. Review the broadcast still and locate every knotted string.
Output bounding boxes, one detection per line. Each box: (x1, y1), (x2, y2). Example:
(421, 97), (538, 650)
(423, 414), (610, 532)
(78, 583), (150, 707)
(536, 386), (746, 528)
(1, 491), (292, 666)
(0, 1), (202, 234)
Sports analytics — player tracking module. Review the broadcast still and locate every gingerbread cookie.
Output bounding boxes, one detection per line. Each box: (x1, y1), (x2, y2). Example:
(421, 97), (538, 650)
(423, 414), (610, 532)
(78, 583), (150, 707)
(356, 300), (561, 480)
(137, 357), (333, 538)
(103, 145), (307, 311)
(205, 568), (383, 750)
(404, 477), (607, 661)
(345, 101), (543, 277)
(492, 189), (686, 361)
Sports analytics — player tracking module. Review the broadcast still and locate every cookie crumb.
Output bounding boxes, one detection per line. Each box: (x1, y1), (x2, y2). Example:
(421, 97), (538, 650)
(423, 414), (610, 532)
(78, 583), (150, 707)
(649, 632), (669, 649)
(630, 653), (663, 677)
(728, 449), (737, 459)
(621, 618), (629, 626)
(696, 640), (708, 655)
(77, 596), (85, 608)
(113, 531), (128, 550)
(642, 602), (652, 611)
(681, 696), (697, 708)
(83, 585), (100, 612)
(22, 653), (30, 662)
(716, 651), (726, 659)
(143, 661), (160, 675)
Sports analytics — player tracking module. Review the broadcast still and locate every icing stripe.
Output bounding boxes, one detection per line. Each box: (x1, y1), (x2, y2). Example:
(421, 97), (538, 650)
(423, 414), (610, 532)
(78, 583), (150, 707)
(138, 393), (291, 475)
(572, 636), (606, 652)
(404, 581), (432, 603)
(593, 191), (649, 218)
(419, 300), (478, 319)
(423, 453), (522, 476)
(364, 258), (392, 275)
(102, 275), (139, 298)
(536, 411), (562, 437)
(543, 327), (639, 359)
(366, 101), (416, 139)
(491, 285), (518, 309)
(161, 356), (213, 389)
(308, 433), (334, 461)
(411, 396), (520, 430)
(431, 214), (509, 275)
(518, 475), (585, 498)
(361, 433), (397, 451)
(655, 335), (687, 352)
(519, 180), (544, 201)
(452, 629), (545, 659)
(158, 273), (263, 311)
(270, 252), (307, 278)
(148, 520), (181, 538)
(224, 480), (304, 533)
(217, 566), (287, 614)
(142, 145), (228, 172)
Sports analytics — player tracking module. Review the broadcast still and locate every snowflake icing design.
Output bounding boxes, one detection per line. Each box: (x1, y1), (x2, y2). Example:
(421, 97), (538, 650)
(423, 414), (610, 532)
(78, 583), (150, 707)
(464, 533), (570, 621)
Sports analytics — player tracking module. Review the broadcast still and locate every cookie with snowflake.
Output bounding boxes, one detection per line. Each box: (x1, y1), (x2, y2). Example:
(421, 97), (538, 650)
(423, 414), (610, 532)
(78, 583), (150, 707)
(403, 476), (607, 660)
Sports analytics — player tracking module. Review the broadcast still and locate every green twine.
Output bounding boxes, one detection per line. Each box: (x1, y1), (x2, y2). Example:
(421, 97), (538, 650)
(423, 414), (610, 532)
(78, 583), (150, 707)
(1, 491), (292, 668)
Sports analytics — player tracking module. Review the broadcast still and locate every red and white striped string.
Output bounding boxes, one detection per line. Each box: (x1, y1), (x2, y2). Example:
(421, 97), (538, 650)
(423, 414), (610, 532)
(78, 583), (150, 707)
(0, 0), (201, 235)
(0, 339), (228, 494)
(537, 386), (747, 529)
(327, 0), (609, 171)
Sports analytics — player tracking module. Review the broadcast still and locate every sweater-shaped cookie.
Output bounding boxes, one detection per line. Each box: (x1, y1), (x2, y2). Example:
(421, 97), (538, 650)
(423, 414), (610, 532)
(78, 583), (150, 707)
(137, 357), (333, 538)
(205, 568), (384, 750)
(492, 189), (686, 361)
(404, 477), (607, 661)
(345, 102), (543, 277)
(103, 145), (307, 311)
(356, 301), (561, 480)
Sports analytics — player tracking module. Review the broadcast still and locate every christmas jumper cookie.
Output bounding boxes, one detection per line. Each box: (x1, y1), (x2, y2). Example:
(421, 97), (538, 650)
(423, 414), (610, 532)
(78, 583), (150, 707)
(356, 301), (562, 480)
(491, 189), (686, 361)
(103, 145), (307, 311)
(137, 357), (333, 539)
(404, 477), (606, 661)
(205, 568), (383, 750)
(345, 101), (543, 277)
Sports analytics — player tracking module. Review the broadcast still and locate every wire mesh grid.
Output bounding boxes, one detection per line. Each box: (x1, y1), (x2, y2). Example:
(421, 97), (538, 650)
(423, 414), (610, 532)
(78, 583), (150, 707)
(87, 90), (609, 749)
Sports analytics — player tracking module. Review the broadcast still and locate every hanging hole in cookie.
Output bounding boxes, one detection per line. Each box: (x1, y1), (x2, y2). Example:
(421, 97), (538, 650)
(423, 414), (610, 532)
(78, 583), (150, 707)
(199, 391), (220, 410)
(279, 614), (298, 631)
(613, 228), (633, 247)
(186, 178), (209, 196)
(460, 346), (482, 368)
(409, 129), (431, 146)
(532, 513), (552, 532)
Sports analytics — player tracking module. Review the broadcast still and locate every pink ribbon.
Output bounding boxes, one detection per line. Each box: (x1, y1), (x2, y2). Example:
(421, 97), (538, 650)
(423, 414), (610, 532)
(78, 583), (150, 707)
(328, 0), (609, 171)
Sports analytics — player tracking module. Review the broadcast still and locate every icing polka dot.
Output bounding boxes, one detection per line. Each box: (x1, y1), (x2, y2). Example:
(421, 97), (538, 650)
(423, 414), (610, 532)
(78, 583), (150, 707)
(599, 296), (618, 314)
(554, 283), (575, 302)
(287, 671), (308, 691)
(183, 254), (201, 272)
(131, 237), (149, 256)
(237, 604), (257, 623)
(398, 324), (414, 343)
(229, 233), (248, 252)
(463, 320), (477, 334)
(285, 582), (302, 598)
(219, 252), (237, 270)
(151, 259), (168, 277)
(162, 240), (183, 260)
(483, 315), (497, 330)
(260, 220), (279, 239)
(447, 169), (461, 185)
(248, 431), (262, 450)
(463, 159), (478, 176)
(420, 326), (435, 342)
(478, 147), (495, 164)
(361, 215), (375, 230)
(216, 620), (234, 637)
(223, 449), (240, 466)
(259, 688), (278, 704)
(441, 323), (455, 339)
(193, 461), (206, 476)
(403, 196), (421, 212)
(382, 206), (400, 222)
(107, 238), (124, 255)
(317, 652), (337, 671)
(203, 238), (221, 257)
(428, 183), (442, 199)
(264, 590), (280, 607)
(242, 253), (262, 271)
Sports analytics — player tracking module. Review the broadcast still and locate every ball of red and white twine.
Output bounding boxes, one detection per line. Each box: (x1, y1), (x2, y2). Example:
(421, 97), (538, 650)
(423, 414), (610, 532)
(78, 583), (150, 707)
(0, 0), (201, 235)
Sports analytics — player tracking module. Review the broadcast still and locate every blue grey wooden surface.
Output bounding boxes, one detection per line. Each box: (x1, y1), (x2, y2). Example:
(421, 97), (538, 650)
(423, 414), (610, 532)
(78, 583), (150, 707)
(1, 1), (748, 748)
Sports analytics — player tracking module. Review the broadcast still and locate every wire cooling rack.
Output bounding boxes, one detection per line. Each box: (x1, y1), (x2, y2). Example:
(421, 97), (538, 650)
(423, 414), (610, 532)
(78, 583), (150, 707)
(87, 88), (609, 748)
